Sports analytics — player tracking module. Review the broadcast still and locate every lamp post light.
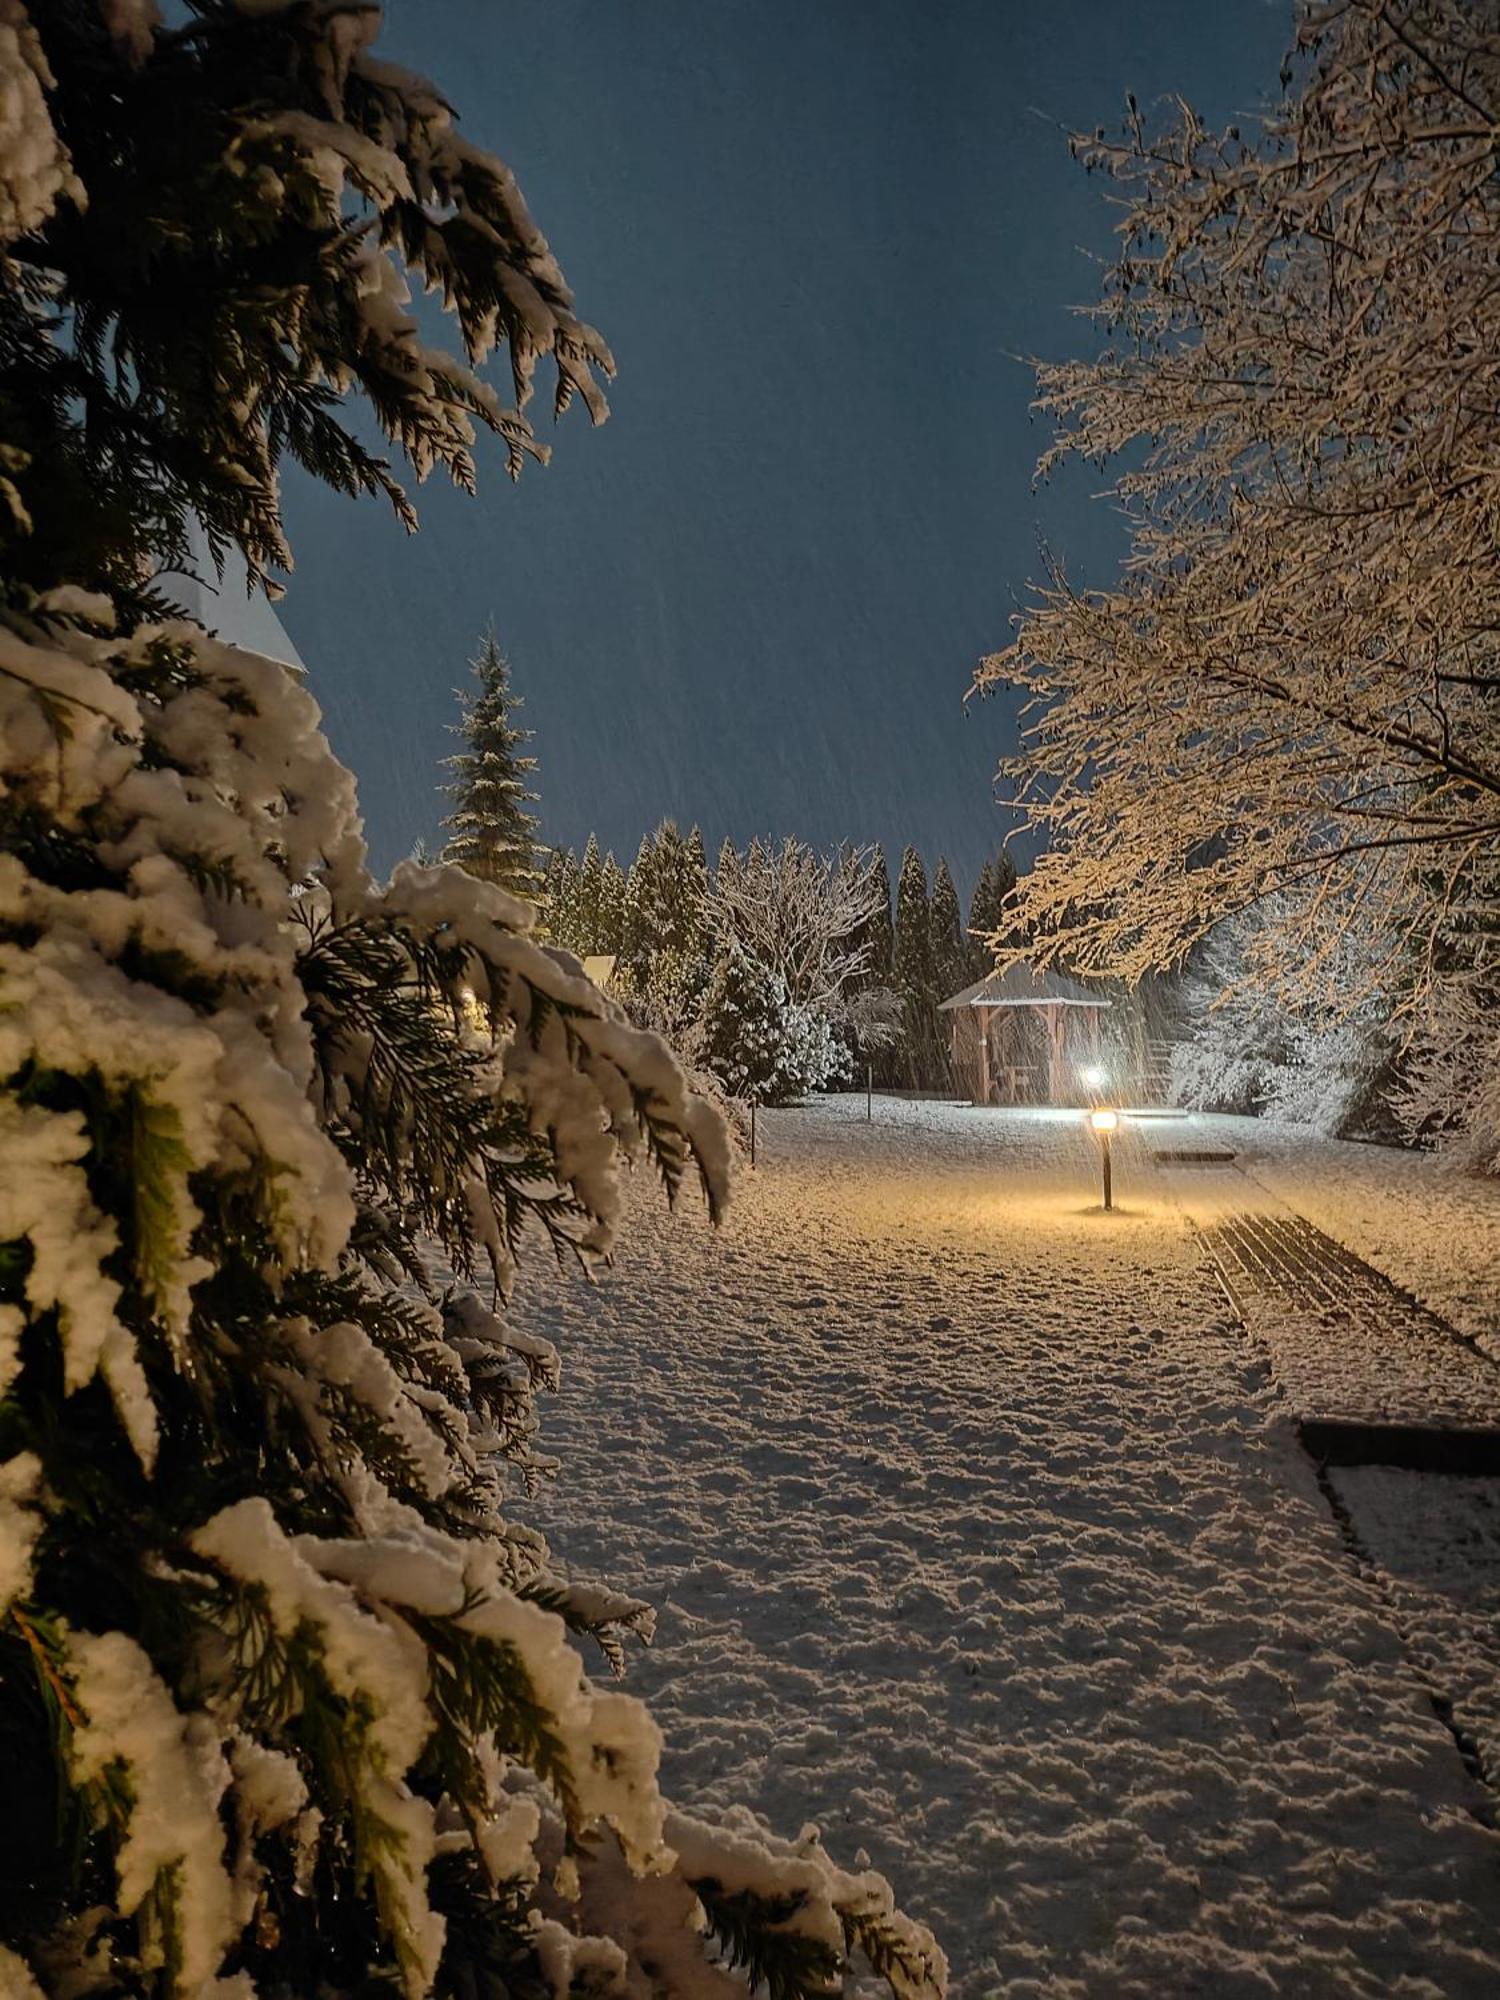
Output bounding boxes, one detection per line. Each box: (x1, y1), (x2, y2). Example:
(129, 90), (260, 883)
(1081, 1064), (1108, 1094)
(1089, 1106), (1119, 1210)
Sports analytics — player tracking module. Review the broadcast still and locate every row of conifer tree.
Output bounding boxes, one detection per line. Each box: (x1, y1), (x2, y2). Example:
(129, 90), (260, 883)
(439, 632), (1018, 1094)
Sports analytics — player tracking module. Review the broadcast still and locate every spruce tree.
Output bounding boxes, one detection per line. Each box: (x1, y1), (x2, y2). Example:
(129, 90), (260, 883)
(619, 830), (653, 990)
(966, 850), (1022, 979)
(618, 822), (711, 1033)
(0, 11), (942, 1996)
(441, 632), (544, 900)
(966, 860), (998, 982)
(851, 846), (898, 1085)
(929, 857), (966, 1006)
(684, 826), (712, 961)
(866, 846), (896, 989)
(894, 847), (942, 1089)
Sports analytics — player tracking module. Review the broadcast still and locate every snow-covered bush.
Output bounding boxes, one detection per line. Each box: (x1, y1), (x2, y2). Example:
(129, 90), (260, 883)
(0, 6), (945, 1994)
(697, 949), (848, 1106)
(1171, 908), (1395, 1140)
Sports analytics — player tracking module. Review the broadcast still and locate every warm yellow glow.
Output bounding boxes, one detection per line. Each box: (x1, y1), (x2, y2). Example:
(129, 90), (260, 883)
(1089, 1108), (1119, 1133)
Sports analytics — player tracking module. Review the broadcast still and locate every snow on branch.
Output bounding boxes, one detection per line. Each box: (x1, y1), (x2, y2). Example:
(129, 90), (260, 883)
(711, 838), (885, 1016)
(977, 0), (1500, 998)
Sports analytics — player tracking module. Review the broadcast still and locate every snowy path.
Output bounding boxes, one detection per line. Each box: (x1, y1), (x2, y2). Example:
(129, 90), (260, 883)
(504, 1098), (1500, 1996)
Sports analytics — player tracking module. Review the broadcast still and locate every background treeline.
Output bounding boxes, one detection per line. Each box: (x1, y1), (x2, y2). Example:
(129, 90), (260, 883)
(440, 630), (1024, 1105)
(440, 632), (1432, 1143)
(542, 825), (1019, 1103)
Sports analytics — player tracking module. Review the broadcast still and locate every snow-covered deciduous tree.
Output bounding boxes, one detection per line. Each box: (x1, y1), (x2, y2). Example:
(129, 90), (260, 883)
(0, 8), (946, 1995)
(441, 631), (544, 901)
(710, 839), (883, 1019)
(699, 840), (884, 1100)
(976, 0), (1500, 1162)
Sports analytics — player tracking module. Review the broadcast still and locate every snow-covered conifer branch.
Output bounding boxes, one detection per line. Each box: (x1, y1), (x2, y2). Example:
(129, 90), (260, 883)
(0, 8), (944, 1988)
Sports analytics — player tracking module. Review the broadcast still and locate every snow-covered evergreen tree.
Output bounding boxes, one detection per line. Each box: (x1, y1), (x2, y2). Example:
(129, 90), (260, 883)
(0, 9), (944, 1996)
(575, 834), (605, 952)
(929, 859), (966, 1007)
(597, 851), (628, 957)
(862, 848), (896, 991)
(698, 951), (849, 1107)
(1172, 901), (1397, 1140)
(966, 852), (1019, 982)
(441, 632), (543, 900)
(540, 845), (578, 949)
(615, 822), (711, 1037)
(966, 862), (997, 984)
(894, 849), (942, 1089)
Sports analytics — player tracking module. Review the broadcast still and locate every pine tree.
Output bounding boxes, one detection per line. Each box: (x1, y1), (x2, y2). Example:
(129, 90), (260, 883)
(894, 847), (942, 1089)
(929, 857), (966, 1006)
(441, 631), (544, 900)
(0, 11), (943, 1997)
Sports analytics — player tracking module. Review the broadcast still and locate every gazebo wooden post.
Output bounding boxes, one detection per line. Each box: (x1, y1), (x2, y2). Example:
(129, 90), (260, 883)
(976, 1007), (991, 1104)
(1045, 1004), (1067, 1104)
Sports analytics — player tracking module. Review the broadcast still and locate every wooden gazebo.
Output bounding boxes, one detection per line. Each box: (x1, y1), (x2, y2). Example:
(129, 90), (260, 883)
(939, 966), (1112, 1106)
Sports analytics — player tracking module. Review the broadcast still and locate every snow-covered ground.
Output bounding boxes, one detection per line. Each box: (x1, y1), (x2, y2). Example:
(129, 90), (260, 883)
(505, 1097), (1500, 1996)
(1195, 1113), (1500, 1360)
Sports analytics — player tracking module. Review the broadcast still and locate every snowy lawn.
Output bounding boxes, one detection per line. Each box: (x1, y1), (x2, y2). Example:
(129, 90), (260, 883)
(505, 1096), (1500, 1996)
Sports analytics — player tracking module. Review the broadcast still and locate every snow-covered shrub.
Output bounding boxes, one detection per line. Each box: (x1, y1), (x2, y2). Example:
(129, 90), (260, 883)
(697, 949), (850, 1107)
(1172, 908), (1395, 1139)
(0, 6), (946, 1994)
(783, 1000), (855, 1098)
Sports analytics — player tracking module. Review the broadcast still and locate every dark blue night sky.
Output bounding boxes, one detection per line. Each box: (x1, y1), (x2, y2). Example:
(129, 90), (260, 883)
(276, 1), (1291, 891)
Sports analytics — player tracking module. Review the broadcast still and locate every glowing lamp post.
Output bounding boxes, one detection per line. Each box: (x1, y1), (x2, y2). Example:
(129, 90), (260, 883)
(1089, 1106), (1119, 1210)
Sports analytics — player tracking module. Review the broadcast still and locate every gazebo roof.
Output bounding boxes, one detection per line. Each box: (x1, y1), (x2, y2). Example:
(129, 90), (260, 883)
(938, 965), (1111, 1012)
